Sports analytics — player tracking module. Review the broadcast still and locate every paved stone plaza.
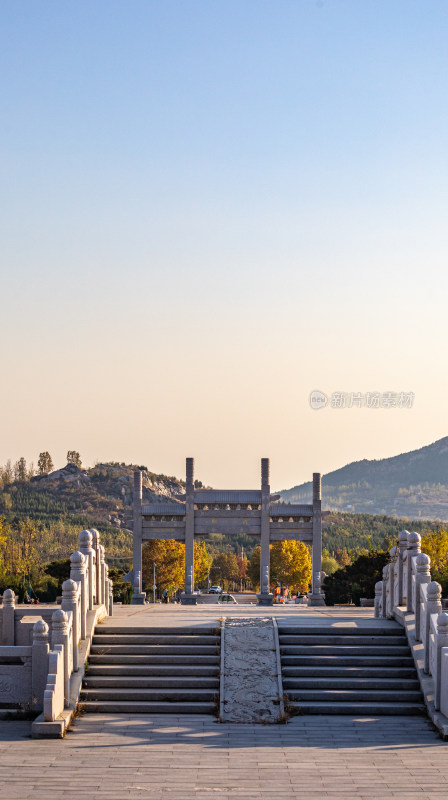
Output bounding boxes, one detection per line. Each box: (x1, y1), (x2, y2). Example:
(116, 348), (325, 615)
(105, 601), (384, 627)
(2, 606), (447, 798)
(1, 712), (447, 800)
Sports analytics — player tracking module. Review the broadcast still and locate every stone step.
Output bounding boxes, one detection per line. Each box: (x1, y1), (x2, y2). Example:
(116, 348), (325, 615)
(283, 677), (420, 690)
(279, 635), (407, 646)
(277, 626), (402, 636)
(283, 666), (418, 678)
(82, 623), (220, 716)
(89, 645), (219, 656)
(279, 624), (424, 718)
(96, 626), (219, 636)
(83, 676), (219, 689)
(92, 635), (220, 646)
(80, 700), (215, 714)
(86, 664), (220, 676)
(281, 655), (415, 667)
(286, 689), (422, 703)
(80, 688), (216, 702)
(292, 701), (426, 716)
(281, 645), (411, 656)
(88, 654), (220, 665)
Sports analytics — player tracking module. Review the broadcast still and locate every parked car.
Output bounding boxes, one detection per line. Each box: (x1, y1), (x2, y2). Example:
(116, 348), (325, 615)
(218, 593), (238, 604)
(193, 589), (201, 595)
(209, 585), (222, 594)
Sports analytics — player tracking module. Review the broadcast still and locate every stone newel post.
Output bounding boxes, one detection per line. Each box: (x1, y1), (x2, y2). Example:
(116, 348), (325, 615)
(104, 563), (110, 615)
(62, 578), (80, 672)
(435, 612), (448, 711)
(2, 588), (15, 645)
(91, 529), (100, 604)
(389, 546), (397, 611)
(108, 578), (114, 616)
(51, 609), (70, 709)
(424, 581), (442, 674)
(79, 529), (94, 611)
(374, 581), (383, 618)
(381, 565), (388, 619)
(414, 553), (431, 641)
(32, 619), (50, 712)
(91, 529), (103, 605)
(98, 544), (106, 607)
(70, 550), (86, 640)
(398, 530), (409, 606)
(406, 531), (421, 613)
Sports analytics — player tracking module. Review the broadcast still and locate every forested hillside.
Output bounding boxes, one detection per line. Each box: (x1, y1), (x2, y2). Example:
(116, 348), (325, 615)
(322, 511), (431, 555)
(0, 456), (441, 563)
(0, 454), (444, 603)
(280, 436), (448, 519)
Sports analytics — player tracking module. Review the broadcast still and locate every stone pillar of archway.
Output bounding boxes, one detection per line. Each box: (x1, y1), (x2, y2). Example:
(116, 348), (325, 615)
(181, 457), (197, 605)
(131, 470), (146, 604)
(308, 472), (326, 606)
(257, 458), (274, 606)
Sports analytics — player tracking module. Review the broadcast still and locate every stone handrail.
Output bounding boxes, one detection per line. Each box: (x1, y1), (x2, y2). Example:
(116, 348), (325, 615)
(43, 645), (64, 723)
(376, 529), (448, 717)
(0, 528), (114, 724)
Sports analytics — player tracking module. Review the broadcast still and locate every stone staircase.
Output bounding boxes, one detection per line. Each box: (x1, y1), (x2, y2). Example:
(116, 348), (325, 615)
(80, 626), (220, 714)
(278, 624), (426, 715)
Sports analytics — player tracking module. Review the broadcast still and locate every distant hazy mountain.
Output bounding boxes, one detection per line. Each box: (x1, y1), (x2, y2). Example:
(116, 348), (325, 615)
(279, 437), (448, 520)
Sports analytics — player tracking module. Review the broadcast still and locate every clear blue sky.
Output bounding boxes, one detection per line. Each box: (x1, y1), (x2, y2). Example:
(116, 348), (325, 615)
(1, 1), (447, 488)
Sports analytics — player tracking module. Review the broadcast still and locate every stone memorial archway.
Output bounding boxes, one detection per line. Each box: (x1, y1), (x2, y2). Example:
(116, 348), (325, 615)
(129, 458), (324, 606)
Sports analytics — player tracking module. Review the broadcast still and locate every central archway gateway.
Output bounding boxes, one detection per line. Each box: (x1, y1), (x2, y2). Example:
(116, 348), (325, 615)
(130, 458), (325, 606)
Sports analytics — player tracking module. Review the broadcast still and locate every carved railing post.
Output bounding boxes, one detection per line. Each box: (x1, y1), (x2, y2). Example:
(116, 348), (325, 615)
(32, 619), (50, 712)
(61, 579), (79, 672)
(70, 550), (86, 640)
(406, 532), (421, 612)
(389, 546), (398, 610)
(424, 581), (442, 674)
(415, 553), (431, 641)
(51, 609), (70, 708)
(91, 529), (101, 604)
(402, 549), (408, 607)
(108, 578), (114, 616)
(2, 589), (15, 645)
(382, 566), (388, 619)
(99, 545), (106, 608)
(104, 563), (109, 613)
(435, 612), (448, 711)
(374, 581), (382, 618)
(79, 529), (94, 611)
(398, 530), (409, 606)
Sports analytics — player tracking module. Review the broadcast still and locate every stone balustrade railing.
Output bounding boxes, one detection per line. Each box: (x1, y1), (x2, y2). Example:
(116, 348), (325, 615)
(0, 528), (113, 727)
(375, 529), (448, 718)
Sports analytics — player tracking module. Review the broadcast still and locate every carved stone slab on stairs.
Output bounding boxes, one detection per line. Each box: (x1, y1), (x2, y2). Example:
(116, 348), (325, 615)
(221, 617), (283, 723)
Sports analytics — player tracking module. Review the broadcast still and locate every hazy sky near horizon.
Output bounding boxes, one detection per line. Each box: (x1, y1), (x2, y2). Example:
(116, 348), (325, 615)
(1, 1), (448, 490)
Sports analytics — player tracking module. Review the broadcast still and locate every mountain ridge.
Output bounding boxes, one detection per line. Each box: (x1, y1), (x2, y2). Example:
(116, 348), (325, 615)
(279, 436), (448, 519)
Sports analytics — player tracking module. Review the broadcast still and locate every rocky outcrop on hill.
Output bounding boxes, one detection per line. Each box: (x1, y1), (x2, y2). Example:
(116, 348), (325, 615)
(37, 462), (90, 488)
(24, 462), (185, 530)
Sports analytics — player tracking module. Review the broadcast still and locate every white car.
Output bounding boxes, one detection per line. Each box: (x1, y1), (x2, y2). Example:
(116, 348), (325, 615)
(209, 585), (222, 594)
